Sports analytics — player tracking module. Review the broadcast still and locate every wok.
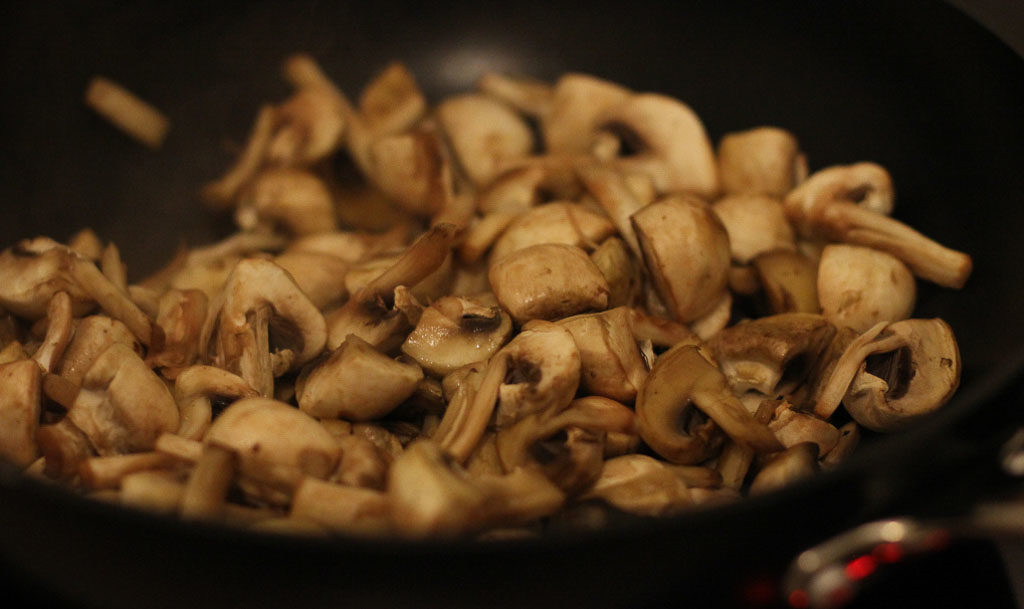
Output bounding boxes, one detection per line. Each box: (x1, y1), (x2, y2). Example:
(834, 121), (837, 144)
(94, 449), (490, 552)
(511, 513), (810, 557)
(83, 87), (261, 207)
(1, 0), (1023, 607)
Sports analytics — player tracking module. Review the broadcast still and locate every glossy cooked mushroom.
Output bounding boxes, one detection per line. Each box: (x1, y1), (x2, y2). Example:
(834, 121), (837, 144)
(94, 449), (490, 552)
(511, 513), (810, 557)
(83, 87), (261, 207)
(816, 244), (916, 333)
(400, 295), (514, 377)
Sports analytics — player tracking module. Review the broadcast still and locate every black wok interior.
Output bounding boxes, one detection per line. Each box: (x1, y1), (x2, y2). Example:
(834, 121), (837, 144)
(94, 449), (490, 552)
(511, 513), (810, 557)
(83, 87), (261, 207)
(1, 1), (1024, 608)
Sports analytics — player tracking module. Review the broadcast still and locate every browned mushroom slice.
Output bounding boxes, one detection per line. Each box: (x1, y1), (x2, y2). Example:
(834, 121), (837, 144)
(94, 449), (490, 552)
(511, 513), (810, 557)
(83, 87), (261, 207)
(36, 417), (94, 480)
(541, 73), (632, 154)
(749, 442), (819, 494)
(716, 399), (778, 490)
(488, 202), (616, 264)
(68, 343), (179, 455)
(388, 440), (564, 538)
(201, 106), (277, 207)
(625, 307), (702, 350)
(575, 161), (647, 258)
(173, 365), (258, 441)
(58, 315), (142, 386)
(285, 225), (410, 266)
(716, 126), (808, 197)
(146, 288), (208, 377)
(326, 223), (459, 351)
(711, 194), (796, 265)
(751, 249), (821, 315)
(817, 244), (916, 332)
(578, 454), (692, 517)
(594, 93), (718, 198)
(768, 403), (841, 456)
(489, 243), (609, 324)
(637, 343), (782, 465)
(202, 258), (326, 398)
(297, 334), (423, 421)
(710, 313), (835, 397)
(331, 433), (393, 490)
(235, 167), (338, 236)
(784, 182), (971, 289)
(817, 318), (960, 432)
(367, 125), (452, 218)
(0, 359), (42, 467)
(400, 295), (514, 377)
(493, 321), (582, 427)
(436, 93), (534, 187)
(557, 307), (648, 403)
(631, 195), (731, 323)
(589, 237), (644, 309)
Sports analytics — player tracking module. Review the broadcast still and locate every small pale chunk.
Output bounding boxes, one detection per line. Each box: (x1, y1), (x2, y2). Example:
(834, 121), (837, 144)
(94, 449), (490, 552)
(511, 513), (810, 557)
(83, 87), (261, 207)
(297, 334), (423, 421)
(711, 194), (796, 264)
(817, 244), (916, 333)
(84, 76), (169, 149)
(557, 307), (648, 403)
(768, 404), (841, 456)
(69, 343), (179, 456)
(579, 454), (692, 517)
(205, 397), (341, 481)
(436, 93), (534, 187)
(0, 359), (42, 467)
(716, 126), (807, 197)
(489, 243), (609, 324)
(289, 477), (392, 536)
(401, 296), (514, 377)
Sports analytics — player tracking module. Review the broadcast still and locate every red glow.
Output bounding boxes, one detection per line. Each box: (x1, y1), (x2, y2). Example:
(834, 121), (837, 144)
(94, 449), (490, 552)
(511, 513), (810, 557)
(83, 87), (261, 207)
(872, 542), (905, 563)
(844, 555), (877, 581)
(923, 529), (952, 551)
(827, 585), (853, 608)
(742, 575), (777, 606)
(788, 588), (810, 608)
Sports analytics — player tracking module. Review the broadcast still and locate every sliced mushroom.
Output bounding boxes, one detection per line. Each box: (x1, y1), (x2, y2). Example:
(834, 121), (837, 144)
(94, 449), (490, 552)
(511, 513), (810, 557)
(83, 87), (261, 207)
(400, 295), (514, 377)
(711, 194), (796, 264)
(631, 195), (731, 323)
(488, 202), (616, 264)
(356, 60), (427, 136)
(387, 439), (564, 538)
(711, 313), (835, 397)
(542, 73), (632, 154)
(0, 238), (100, 318)
(289, 477), (392, 536)
(575, 160), (647, 258)
(36, 417), (94, 480)
(749, 442), (819, 494)
(716, 126), (807, 197)
(31, 291), (74, 374)
(578, 454), (692, 517)
(493, 321), (582, 427)
(432, 358), (504, 463)
(557, 307), (648, 403)
(785, 161), (894, 216)
(272, 249), (350, 311)
(58, 315), (142, 386)
(784, 179), (972, 289)
(146, 288), (208, 377)
(589, 237), (644, 309)
(752, 249), (821, 315)
(636, 343), (782, 465)
(767, 403), (840, 456)
(817, 244), (916, 332)
(331, 433), (392, 490)
(625, 306), (703, 350)
(489, 243), (609, 324)
(296, 334), (423, 421)
(344, 248), (454, 305)
(594, 93), (718, 198)
(68, 343), (179, 455)
(816, 318), (960, 432)
(716, 399), (778, 490)
(436, 93), (534, 187)
(235, 167), (338, 236)
(173, 365), (258, 441)
(0, 359), (42, 467)
(202, 258), (326, 397)
(689, 291), (733, 342)
(284, 225), (410, 265)
(821, 422), (860, 468)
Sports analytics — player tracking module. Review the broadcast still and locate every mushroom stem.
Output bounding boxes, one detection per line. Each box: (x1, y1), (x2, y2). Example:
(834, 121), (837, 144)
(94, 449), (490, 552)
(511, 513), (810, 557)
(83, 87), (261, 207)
(32, 291), (73, 373)
(434, 354), (509, 463)
(69, 256), (154, 345)
(180, 443), (238, 521)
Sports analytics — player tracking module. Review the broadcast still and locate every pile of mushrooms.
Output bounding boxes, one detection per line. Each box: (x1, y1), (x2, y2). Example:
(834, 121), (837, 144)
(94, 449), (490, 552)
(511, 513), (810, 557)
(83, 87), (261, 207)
(0, 56), (971, 539)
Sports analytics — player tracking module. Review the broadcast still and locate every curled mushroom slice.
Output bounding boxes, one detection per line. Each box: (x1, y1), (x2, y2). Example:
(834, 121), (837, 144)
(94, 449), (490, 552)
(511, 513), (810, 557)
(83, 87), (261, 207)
(578, 454), (692, 517)
(488, 202), (616, 264)
(768, 403), (840, 456)
(751, 249), (821, 315)
(575, 161), (647, 258)
(173, 365), (258, 441)
(203, 258), (326, 397)
(594, 93), (718, 198)
(711, 313), (836, 397)
(68, 343), (179, 455)
(436, 93), (534, 187)
(344, 248), (453, 305)
(817, 244), (916, 333)
(388, 440), (564, 538)
(637, 343), (782, 465)
(0, 359), (42, 467)
(542, 73), (632, 154)
(784, 183), (972, 289)
(326, 223), (459, 350)
(558, 307), (648, 403)
(786, 161), (894, 216)
(400, 296), (513, 377)
(711, 194), (796, 265)
(489, 243), (610, 324)
(493, 321), (582, 427)
(819, 318), (960, 432)
(749, 442), (819, 495)
(205, 397), (341, 485)
(367, 125), (451, 218)
(625, 307), (702, 350)
(297, 334), (423, 421)
(716, 399), (777, 490)
(235, 167), (338, 236)
(716, 126), (808, 197)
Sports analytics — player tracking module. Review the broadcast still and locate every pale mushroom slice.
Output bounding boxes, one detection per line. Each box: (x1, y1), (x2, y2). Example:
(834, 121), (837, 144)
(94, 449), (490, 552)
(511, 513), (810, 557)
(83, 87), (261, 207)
(367, 124), (452, 218)
(31, 291), (74, 374)
(815, 318), (961, 432)
(710, 313), (836, 398)
(173, 365), (258, 441)
(557, 307), (648, 403)
(767, 402), (841, 456)
(68, 343), (180, 455)
(711, 194), (796, 265)
(749, 442), (819, 494)
(387, 440), (564, 538)
(783, 178), (972, 289)
(296, 334), (423, 421)
(146, 288), (208, 378)
(489, 243), (610, 324)
(487, 202), (617, 264)
(272, 249), (350, 311)
(817, 244), (916, 333)
(344, 247), (454, 305)
(751, 249), (821, 315)
(636, 343), (782, 465)
(234, 167), (338, 236)
(631, 195), (731, 323)
(58, 315), (142, 386)
(435, 93), (534, 187)
(785, 161), (895, 216)
(574, 160), (647, 258)
(0, 359), (42, 467)
(289, 477), (392, 536)
(356, 60), (427, 137)
(201, 258), (326, 398)
(542, 72), (632, 154)
(593, 93), (719, 198)
(400, 295), (514, 377)
(578, 454), (692, 517)
(493, 321), (582, 427)
(477, 71), (554, 119)
(716, 126), (808, 197)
